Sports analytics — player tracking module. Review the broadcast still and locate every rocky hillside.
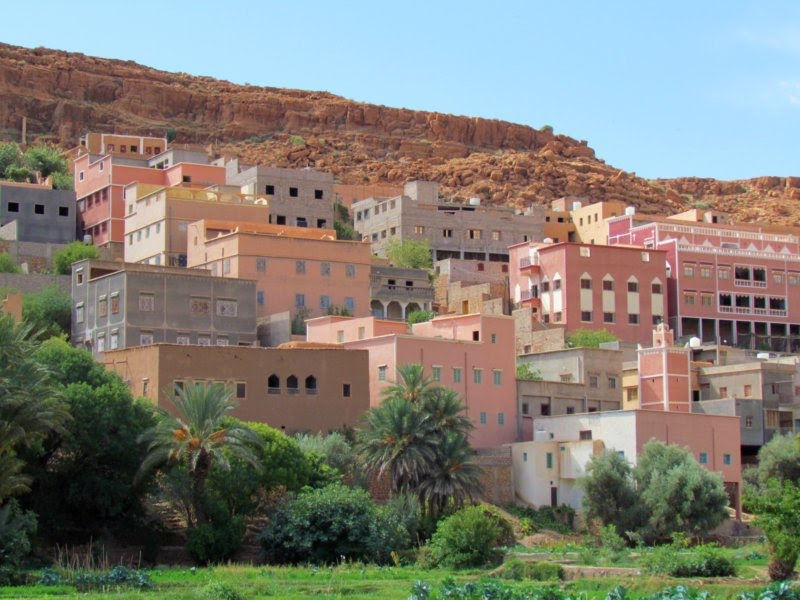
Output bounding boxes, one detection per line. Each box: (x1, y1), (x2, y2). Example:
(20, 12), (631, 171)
(1, 42), (798, 224)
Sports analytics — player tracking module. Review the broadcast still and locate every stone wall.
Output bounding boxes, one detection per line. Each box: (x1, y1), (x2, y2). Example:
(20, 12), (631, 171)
(0, 272), (70, 294)
(475, 446), (514, 506)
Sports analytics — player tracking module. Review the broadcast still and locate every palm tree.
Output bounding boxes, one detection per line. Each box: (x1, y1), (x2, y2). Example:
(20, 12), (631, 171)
(356, 397), (436, 494)
(420, 386), (474, 436)
(0, 315), (68, 503)
(381, 363), (435, 404)
(138, 382), (262, 526)
(417, 430), (482, 517)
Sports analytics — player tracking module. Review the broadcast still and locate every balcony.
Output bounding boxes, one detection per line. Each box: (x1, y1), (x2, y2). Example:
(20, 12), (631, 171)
(734, 279), (767, 288)
(371, 284), (435, 302)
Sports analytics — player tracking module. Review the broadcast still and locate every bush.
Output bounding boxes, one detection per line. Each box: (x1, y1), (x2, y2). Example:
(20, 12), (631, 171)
(502, 557), (564, 581)
(0, 252), (20, 274)
(187, 516), (246, 565)
(203, 580), (244, 600)
(505, 504), (575, 535)
(53, 241), (100, 275)
(0, 500), (37, 572)
(642, 543), (736, 577)
(23, 285), (71, 337)
(258, 483), (409, 564)
(427, 505), (508, 568)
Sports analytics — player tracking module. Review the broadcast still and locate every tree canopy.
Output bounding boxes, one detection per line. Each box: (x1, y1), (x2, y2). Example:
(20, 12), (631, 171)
(385, 238), (433, 269)
(53, 242), (100, 275)
(565, 328), (618, 348)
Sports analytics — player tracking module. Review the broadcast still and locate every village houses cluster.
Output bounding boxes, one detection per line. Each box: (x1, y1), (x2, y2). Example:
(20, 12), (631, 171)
(4, 131), (800, 514)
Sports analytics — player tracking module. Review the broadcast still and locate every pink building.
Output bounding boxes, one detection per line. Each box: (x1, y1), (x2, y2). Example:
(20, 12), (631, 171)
(609, 211), (800, 351)
(638, 324), (692, 412)
(509, 241), (669, 346)
(74, 152), (225, 250)
(187, 219), (372, 320)
(306, 313), (518, 448)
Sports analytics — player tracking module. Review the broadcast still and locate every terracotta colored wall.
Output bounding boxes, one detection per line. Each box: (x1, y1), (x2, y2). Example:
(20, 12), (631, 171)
(104, 344), (370, 434)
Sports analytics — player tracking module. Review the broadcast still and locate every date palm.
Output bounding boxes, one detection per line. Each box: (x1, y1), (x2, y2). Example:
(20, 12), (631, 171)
(417, 430), (482, 517)
(138, 382), (262, 526)
(381, 363), (434, 404)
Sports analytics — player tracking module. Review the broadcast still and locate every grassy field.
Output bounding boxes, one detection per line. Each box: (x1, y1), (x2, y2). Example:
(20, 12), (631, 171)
(0, 561), (786, 600)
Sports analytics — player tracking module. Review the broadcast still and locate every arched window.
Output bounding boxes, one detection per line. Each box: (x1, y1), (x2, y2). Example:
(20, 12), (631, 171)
(305, 375), (317, 395)
(287, 375), (299, 394)
(267, 374), (280, 394)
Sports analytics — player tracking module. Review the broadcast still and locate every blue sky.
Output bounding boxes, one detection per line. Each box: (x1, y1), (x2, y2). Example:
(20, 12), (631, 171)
(3, 1), (799, 180)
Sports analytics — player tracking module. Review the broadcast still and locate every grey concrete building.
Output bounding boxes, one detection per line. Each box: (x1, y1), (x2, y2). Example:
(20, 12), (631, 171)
(352, 181), (545, 262)
(370, 263), (434, 320)
(0, 183), (77, 244)
(71, 259), (257, 359)
(516, 346), (623, 440)
(692, 358), (798, 460)
(225, 160), (334, 230)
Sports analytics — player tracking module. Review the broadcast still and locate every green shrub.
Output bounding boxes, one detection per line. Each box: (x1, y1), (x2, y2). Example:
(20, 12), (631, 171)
(0, 252), (20, 274)
(0, 500), (37, 574)
(53, 241), (100, 275)
(203, 581), (244, 600)
(525, 561), (565, 581)
(187, 517), (246, 565)
(642, 543), (735, 578)
(427, 505), (507, 568)
(258, 483), (409, 564)
(505, 504), (575, 534)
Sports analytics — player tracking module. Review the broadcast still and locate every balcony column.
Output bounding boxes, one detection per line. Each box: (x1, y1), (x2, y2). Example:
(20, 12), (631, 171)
(401, 301), (410, 320)
(379, 300), (388, 318)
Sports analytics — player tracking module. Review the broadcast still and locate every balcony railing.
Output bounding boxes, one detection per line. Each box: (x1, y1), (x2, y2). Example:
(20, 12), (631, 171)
(371, 285), (435, 301)
(734, 279), (767, 288)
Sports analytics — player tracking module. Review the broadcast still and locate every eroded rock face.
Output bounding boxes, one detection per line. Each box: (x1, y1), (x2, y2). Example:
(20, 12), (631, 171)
(2, 42), (798, 225)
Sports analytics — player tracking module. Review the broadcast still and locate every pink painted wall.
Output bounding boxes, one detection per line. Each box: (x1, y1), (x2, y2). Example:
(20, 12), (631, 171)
(306, 316), (408, 344)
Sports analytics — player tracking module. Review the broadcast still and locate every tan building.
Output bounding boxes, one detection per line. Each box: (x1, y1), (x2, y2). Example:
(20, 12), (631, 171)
(433, 258), (509, 314)
(544, 198), (626, 245)
(124, 184), (271, 266)
(353, 181), (544, 262)
(75, 132), (166, 161)
(370, 263), (434, 319)
(104, 343), (370, 434)
(187, 219), (372, 321)
(516, 346), (623, 439)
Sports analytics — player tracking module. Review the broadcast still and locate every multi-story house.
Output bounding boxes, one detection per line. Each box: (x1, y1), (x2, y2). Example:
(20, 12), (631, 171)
(225, 160), (334, 230)
(104, 343), (370, 435)
(71, 259), (257, 358)
(609, 207), (800, 351)
(509, 241), (669, 346)
(0, 181), (76, 244)
(186, 219), (372, 320)
(306, 313), (518, 448)
(124, 184), (270, 266)
(511, 409), (742, 513)
(516, 346), (623, 438)
(352, 181), (544, 262)
(369, 263), (434, 319)
(74, 133), (166, 160)
(73, 147), (223, 252)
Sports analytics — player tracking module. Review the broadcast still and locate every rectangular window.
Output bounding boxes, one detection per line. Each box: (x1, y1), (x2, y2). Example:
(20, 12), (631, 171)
(608, 376), (617, 389)
(580, 246), (591, 257)
(344, 296), (355, 312)
(493, 370), (502, 385)
(581, 311), (593, 322)
(176, 334), (191, 345)
(720, 386), (728, 398)
(700, 266), (712, 278)
(414, 225), (425, 234)
(236, 382), (246, 399)
(627, 281), (639, 292)
(443, 228), (453, 238)
(579, 430), (592, 441)
(257, 290), (265, 306)
(452, 367), (462, 383)
(468, 229), (481, 240)
(652, 283), (662, 294)
(701, 294), (713, 306)
(296, 260), (306, 274)
(295, 293), (305, 307)
(498, 412), (505, 425)
(744, 384), (752, 397)
(345, 264), (356, 278)
(110, 331), (119, 350)
(59, 206), (69, 217)
(216, 299), (238, 317)
(289, 187), (298, 197)
(216, 336), (229, 346)
(140, 332), (154, 345)
(603, 280), (614, 291)
(321, 262), (331, 276)
(222, 258), (231, 275)
(432, 366), (442, 382)
(96, 334), (106, 353)
(75, 303), (85, 324)
(265, 184), (275, 195)
(320, 295), (331, 310)
(641, 252), (650, 262)
(589, 374), (599, 388)
(580, 278), (592, 289)
(566, 406), (575, 414)
(342, 383), (351, 397)
(718, 268), (730, 280)
(198, 335), (211, 346)
(479, 412), (487, 425)
(97, 296), (108, 318)
(553, 311), (562, 322)
(139, 293), (155, 312)
(774, 272), (784, 284)
(523, 452), (528, 462)
(540, 403), (550, 416)
(546, 452), (553, 469)
(744, 415), (754, 428)
(684, 292), (695, 305)
(256, 257), (267, 272)
(553, 279), (562, 290)
(603, 312), (615, 323)
(699, 452), (708, 465)
(34, 204), (45, 215)
(492, 230), (501, 241)
(628, 313), (640, 325)
(684, 264), (695, 277)
(473, 368), (483, 384)
(723, 453), (732, 466)
(378, 365), (387, 381)
(314, 189), (324, 199)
